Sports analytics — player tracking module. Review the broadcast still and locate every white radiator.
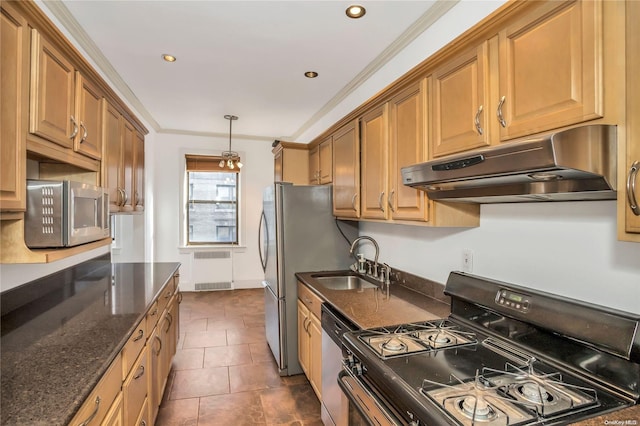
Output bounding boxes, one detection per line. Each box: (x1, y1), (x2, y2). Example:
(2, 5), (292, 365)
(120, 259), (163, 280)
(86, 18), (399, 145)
(192, 250), (233, 291)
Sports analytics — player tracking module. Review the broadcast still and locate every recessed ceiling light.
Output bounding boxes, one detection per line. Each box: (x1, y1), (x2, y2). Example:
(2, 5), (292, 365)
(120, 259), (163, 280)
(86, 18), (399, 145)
(304, 71), (318, 78)
(346, 5), (366, 19)
(162, 54), (177, 62)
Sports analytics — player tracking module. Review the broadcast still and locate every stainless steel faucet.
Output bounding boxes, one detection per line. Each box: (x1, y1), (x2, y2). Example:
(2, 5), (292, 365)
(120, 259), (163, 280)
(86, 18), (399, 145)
(349, 235), (380, 278)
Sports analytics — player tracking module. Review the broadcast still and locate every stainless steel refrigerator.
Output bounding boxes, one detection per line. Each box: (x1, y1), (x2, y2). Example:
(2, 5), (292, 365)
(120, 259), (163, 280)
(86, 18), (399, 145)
(259, 183), (358, 376)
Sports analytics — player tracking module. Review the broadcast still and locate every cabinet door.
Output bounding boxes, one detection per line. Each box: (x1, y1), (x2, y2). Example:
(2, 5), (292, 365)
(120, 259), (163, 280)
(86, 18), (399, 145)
(308, 313), (322, 399)
(360, 105), (389, 220)
(498, 0), (602, 140)
(0, 3), (28, 212)
(29, 29), (75, 149)
(431, 42), (490, 157)
(297, 300), (310, 375)
(148, 326), (162, 425)
(121, 119), (135, 212)
(319, 138), (333, 184)
(624, 0), (640, 238)
(389, 81), (427, 221)
(74, 72), (103, 159)
(101, 393), (123, 426)
(332, 120), (360, 218)
(123, 348), (149, 426)
(103, 101), (124, 212)
(308, 145), (320, 184)
(134, 131), (144, 211)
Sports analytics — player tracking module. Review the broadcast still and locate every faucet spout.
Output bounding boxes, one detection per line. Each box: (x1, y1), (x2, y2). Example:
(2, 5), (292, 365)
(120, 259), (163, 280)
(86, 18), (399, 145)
(349, 236), (380, 265)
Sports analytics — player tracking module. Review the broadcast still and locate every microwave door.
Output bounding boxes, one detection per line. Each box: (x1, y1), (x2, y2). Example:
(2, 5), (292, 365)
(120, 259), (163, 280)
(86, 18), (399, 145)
(68, 183), (106, 246)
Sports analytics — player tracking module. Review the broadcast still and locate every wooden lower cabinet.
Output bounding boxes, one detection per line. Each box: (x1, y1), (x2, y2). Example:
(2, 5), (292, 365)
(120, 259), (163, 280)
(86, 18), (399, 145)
(70, 273), (179, 426)
(101, 392), (123, 426)
(69, 355), (123, 426)
(297, 282), (323, 399)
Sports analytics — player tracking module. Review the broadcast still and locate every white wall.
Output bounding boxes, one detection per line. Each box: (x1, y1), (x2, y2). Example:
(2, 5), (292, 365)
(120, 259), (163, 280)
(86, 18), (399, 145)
(149, 132), (273, 291)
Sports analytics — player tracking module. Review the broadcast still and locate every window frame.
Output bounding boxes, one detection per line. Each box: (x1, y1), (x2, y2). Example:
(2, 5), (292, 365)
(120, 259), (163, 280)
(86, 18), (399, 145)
(183, 154), (241, 246)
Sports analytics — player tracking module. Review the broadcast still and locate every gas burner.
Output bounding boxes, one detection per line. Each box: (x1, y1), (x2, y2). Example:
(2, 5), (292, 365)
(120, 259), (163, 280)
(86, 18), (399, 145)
(516, 381), (554, 405)
(380, 337), (407, 353)
(458, 395), (497, 421)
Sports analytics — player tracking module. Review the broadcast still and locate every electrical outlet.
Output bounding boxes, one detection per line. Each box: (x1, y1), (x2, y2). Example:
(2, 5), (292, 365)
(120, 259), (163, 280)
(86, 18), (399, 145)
(462, 249), (474, 273)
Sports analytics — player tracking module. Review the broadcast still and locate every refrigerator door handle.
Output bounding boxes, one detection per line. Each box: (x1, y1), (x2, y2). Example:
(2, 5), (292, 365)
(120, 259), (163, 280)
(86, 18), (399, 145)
(258, 210), (268, 272)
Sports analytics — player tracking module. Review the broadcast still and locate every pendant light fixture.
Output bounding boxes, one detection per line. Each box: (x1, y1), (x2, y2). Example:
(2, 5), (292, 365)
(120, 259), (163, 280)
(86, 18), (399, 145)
(220, 114), (242, 169)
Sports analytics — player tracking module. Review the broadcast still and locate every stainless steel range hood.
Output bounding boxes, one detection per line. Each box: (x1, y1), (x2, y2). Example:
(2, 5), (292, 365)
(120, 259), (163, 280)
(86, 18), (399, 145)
(401, 125), (617, 203)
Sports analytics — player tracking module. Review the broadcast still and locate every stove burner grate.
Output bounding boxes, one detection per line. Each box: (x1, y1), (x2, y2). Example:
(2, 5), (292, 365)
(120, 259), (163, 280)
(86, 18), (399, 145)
(421, 363), (599, 425)
(358, 319), (477, 358)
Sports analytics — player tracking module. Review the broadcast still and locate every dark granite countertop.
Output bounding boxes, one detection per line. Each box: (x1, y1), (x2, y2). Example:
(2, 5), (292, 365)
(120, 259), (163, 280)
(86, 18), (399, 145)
(0, 255), (180, 426)
(296, 270), (450, 329)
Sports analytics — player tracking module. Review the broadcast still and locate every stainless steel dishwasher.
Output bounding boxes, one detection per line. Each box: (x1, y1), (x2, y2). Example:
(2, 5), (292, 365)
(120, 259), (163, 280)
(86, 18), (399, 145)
(321, 304), (357, 426)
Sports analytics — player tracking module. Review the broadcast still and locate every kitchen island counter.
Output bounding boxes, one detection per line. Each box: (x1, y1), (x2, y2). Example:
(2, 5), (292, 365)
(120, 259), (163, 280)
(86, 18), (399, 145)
(296, 270), (450, 329)
(0, 255), (180, 426)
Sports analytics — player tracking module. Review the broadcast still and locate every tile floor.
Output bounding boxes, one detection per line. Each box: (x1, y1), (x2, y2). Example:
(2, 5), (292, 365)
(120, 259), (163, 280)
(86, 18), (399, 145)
(155, 289), (323, 426)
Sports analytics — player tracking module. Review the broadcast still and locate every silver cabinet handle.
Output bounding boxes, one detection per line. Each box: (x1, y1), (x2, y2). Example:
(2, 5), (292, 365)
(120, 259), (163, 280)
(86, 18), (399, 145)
(474, 105), (484, 135)
(79, 121), (88, 143)
(165, 312), (173, 332)
(627, 161), (640, 216)
(135, 191), (139, 206)
(78, 396), (100, 426)
(378, 191), (385, 212)
(387, 189), (395, 213)
(154, 335), (162, 355)
(132, 329), (144, 342)
(497, 96), (507, 128)
(70, 115), (79, 139)
(133, 365), (145, 380)
(177, 292), (183, 303)
(351, 193), (358, 211)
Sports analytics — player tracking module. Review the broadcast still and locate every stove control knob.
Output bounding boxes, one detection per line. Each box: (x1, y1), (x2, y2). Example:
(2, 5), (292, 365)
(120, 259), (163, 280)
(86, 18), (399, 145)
(351, 363), (363, 376)
(345, 354), (356, 367)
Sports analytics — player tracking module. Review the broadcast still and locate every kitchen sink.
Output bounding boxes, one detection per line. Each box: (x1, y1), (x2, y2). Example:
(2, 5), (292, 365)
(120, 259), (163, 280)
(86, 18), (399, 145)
(314, 275), (379, 291)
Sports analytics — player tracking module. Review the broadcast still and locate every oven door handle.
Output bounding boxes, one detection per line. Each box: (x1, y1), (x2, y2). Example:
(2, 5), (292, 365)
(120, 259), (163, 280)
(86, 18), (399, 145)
(338, 369), (403, 426)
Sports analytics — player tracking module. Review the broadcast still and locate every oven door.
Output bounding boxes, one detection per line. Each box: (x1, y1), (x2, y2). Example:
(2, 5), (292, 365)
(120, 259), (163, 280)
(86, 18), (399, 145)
(338, 369), (403, 426)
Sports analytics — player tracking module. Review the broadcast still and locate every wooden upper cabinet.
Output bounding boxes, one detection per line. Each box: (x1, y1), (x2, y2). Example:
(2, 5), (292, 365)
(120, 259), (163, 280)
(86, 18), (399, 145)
(389, 81), (427, 221)
(134, 131), (144, 211)
(360, 104), (389, 220)
(103, 100), (124, 212)
(497, 0), (602, 140)
(73, 72), (103, 160)
(121, 119), (135, 212)
(623, 0), (640, 240)
(431, 41), (490, 157)
(318, 138), (333, 184)
(309, 137), (333, 185)
(332, 120), (360, 218)
(1, 2), (29, 212)
(308, 144), (319, 184)
(273, 142), (308, 184)
(29, 28), (75, 149)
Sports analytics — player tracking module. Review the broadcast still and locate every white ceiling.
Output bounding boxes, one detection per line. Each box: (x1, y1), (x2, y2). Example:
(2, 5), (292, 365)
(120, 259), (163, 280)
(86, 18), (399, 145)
(44, 0), (453, 141)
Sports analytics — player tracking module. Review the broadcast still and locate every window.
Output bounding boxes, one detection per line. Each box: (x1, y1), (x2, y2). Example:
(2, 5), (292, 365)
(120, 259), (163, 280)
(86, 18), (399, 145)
(185, 155), (240, 244)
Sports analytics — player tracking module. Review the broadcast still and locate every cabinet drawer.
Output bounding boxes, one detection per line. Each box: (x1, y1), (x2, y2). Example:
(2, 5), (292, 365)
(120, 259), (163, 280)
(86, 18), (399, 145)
(100, 392), (123, 426)
(297, 282), (323, 319)
(70, 354), (122, 426)
(122, 347), (148, 426)
(145, 301), (160, 333)
(121, 321), (146, 380)
(133, 397), (149, 426)
(156, 282), (175, 315)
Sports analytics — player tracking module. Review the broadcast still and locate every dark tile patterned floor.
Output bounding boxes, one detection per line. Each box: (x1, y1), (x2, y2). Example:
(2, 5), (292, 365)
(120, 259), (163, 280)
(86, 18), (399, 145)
(156, 289), (323, 426)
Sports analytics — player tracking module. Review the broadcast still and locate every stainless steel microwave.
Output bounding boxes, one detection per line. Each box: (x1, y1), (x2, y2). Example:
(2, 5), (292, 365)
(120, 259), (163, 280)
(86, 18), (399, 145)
(25, 180), (110, 248)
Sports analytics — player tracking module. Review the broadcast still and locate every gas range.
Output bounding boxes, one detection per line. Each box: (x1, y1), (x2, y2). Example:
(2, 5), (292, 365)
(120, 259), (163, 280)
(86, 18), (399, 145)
(340, 272), (640, 426)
